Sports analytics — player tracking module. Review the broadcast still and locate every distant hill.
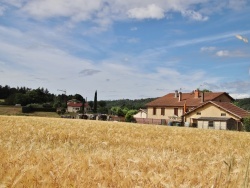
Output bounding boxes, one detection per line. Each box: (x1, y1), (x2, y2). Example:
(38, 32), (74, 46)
(234, 98), (250, 111)
(105, 98), (156, 110)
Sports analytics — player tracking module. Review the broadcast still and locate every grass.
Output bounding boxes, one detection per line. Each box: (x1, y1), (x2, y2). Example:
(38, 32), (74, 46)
(1, 115), (250, 187)
(0, 105), (60, 118)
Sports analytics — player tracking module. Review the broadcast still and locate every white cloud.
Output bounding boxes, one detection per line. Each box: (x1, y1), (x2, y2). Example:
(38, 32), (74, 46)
(181, 10), (209, 21)
(1, 0), (247, 28)
(228, 0), (248, 10)
(127, 4), (165, 20)
(216, 50), (249, 57)
(216, 50), (230, 57)
(200, 46), (216, 52)
(21, 0), (103, 21)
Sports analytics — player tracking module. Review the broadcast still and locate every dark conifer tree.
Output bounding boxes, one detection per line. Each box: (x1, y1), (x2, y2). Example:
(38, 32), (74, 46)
(93, 90), (97, 113)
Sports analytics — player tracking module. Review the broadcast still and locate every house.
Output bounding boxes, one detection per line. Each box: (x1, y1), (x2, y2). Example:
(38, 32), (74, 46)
(67, 99), (93, 113)
(84, 102), (92, 113)
(67, 99), (83, 113)
(145, 89), (234, 125)
(133, 109), (148, 123)
(183, 101), (250, 130)
(134, 109), (147, 119)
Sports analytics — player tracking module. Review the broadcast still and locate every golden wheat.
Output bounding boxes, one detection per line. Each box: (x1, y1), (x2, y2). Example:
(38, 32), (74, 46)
(1, 115), (250, 187)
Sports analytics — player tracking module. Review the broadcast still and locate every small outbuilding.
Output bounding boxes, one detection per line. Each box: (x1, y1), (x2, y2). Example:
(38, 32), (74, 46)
(183, 101), (250, 131)
(196, 117), (237, 130)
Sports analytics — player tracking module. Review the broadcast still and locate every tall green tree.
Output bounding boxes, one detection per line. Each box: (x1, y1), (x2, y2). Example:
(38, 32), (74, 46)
(93, 90), (97, 113)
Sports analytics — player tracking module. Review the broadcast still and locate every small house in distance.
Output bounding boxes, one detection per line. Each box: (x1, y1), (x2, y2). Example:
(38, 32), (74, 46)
(67, 99), (83, 113)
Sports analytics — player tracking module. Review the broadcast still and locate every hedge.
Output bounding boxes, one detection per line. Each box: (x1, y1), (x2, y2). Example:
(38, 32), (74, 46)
(22, 106), (56, 113)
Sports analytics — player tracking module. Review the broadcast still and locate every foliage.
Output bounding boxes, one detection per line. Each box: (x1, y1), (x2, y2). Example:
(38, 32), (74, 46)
(88, 101), (94, 109)
(74, 94), (85, 102)
(234, 98), (250, 111)
(125, 110), (138, 122)
(201, 89), (212, 92)
(105, 98), (155, 110)
(110, 107), (126, 117)
(243, 116), (250, 132)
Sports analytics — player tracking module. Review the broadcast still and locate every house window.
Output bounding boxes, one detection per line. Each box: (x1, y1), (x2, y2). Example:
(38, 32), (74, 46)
(221, 113), (226, 116)
(153, 108), (157, 115)
(196, 112), (201, 115)
(209, 121), (213, 127)
(161, 108), (165, 116)
(174, 108), (178, 116)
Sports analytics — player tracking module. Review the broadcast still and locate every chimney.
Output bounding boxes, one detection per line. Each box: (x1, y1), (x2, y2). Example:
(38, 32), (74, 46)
(201, 92), (204, 103)
(179, 92), (182, 102)
(174, 90), (179, 98)
(194, 89), (200, 98)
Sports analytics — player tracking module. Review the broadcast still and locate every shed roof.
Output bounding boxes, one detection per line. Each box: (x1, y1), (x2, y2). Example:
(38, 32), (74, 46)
(212, 101), (250, 119)
(184, 101), (250, 119)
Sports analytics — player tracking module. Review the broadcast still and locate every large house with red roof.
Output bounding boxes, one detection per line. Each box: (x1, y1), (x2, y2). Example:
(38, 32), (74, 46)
(145, 89), (249, 130)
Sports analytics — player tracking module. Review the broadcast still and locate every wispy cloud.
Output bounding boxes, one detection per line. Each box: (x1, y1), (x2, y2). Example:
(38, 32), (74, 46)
(181, 10), (208, 21)
(200, 46), (217, 52)
(172, 30), (250, 48)
(216, 50), (249, 57)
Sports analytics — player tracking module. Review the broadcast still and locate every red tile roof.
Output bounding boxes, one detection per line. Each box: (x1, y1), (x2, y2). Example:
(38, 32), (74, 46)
(67, 102), (83, 107)
(184, 101), (250, 119)
(146, 92), (232, 107)
(212, 101), (250, 119)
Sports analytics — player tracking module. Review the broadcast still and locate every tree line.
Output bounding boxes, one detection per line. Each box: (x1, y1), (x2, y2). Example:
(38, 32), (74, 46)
(0, 85), (154, 115)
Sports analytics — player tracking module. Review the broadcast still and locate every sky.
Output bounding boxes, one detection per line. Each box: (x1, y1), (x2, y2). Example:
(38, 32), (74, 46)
(0, 0), (250, 100)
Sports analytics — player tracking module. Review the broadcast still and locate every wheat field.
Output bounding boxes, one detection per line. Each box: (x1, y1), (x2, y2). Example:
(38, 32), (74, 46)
(1, 116), (250, 187)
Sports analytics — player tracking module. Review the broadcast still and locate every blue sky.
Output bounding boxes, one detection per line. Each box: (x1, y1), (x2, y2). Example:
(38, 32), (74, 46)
(0, 0), (249, 100)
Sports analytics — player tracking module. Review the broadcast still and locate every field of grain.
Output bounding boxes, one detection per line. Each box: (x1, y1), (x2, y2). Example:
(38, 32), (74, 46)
(1, 116), (250, 187)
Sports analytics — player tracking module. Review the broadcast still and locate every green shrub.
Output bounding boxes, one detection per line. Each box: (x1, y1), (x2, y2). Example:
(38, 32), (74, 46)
(22, 106), (32, 113)
(243, 116), (250, 132)
(125, 110), (138, 122)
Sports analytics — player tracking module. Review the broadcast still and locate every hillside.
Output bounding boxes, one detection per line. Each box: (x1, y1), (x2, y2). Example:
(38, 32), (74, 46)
(105, 98), (156, 109)
(234, 98), (250, 111)
(1, 116), (250, 187)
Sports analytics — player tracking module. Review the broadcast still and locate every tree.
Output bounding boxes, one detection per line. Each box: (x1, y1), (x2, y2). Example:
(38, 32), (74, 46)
(93, 90), (97, 113)
(74, 94), (84, 102)
(88, 101), (94, 109)
(98, 100), (106, 108)
(125, 110), (138, 122)
(74, 94), (85, 113)
(243, 116), (250, 132)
